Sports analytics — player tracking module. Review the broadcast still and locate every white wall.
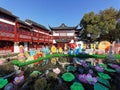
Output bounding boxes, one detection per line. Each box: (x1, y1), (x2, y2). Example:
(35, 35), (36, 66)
(53, 32), (74, 36)
(14, 43), (19, 53)
(24, 42), (28, 51)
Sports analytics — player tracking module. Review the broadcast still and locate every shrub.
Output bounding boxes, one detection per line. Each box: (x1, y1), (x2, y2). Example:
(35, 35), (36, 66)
(34, 77), (47, 90)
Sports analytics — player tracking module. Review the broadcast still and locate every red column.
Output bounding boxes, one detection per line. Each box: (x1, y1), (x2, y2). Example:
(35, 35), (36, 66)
(14, 20), (18, 42)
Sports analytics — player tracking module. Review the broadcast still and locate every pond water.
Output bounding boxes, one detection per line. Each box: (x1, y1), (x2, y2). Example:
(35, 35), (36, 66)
(0, 56), (120, 90)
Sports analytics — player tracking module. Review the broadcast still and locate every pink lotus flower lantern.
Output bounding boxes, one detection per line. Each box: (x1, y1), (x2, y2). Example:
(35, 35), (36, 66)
(53, 68), (61, 74)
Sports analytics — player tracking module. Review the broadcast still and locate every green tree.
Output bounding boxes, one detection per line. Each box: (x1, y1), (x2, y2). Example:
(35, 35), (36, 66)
(80, 7), (118, 42)
(99, 7), (117, 34)
(115, 18), (120, 40)
(80, 12), (101, 42)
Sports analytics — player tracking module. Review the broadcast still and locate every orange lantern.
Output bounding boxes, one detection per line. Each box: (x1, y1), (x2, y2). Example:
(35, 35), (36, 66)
(98, 41), (111, 53)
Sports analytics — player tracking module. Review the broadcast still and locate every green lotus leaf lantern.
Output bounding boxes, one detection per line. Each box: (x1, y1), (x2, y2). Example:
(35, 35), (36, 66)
(99, 63), (107, 69)
(0, 78), (8, 89)
(98, 73), (111, 79)
(62, 72), (75, 82)
(105, 68), (116, 72)
(70, 82), (84, 90)
(67, 65), (76, 72)
(30, 71), (42, 78)
(98, 77), (111, 88)
(94, 82), (109, 90)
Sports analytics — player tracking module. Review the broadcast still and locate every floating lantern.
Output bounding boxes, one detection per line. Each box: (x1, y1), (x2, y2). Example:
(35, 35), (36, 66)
(0, 78), (8, 89)
(13, 75), (24, 85)
(30, 71), (42, 78)
(62, 72), (75, 82)
(78, 73), (98, 85)
(13, 70), (24, 85)
(67, 65), (76, 72)
(51, 58), (56, 65)
(70, 82), (84, 90)
(53, 68), (61, 74)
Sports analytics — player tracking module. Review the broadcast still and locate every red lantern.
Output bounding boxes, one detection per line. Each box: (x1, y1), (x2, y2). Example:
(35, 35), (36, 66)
(71, 43), (77, 49)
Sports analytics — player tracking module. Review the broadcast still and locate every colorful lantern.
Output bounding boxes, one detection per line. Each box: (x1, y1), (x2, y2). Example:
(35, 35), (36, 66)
(70, 82), (84, 90)
(78, 73), (98, 85)
(71, 43), (77, 49)
(62, 72), (75, 82)
(58, 47), (63, 53)
(13, 75), (24, 85)
(51, 45), (57, 54)
(98, 41), (111, 53)
(0, 78), (8, 89)
(67, 65), (76, 72)
(51, 58), (56, 65)
(13, 70), (24, 85)
(53, 68), (61, 74)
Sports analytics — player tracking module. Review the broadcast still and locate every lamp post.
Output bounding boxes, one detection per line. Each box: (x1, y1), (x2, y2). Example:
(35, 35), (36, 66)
(87, 33), (91, 49)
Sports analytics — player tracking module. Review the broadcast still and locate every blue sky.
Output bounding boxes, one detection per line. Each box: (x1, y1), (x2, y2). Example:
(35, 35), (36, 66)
(0, 0), (120, 29)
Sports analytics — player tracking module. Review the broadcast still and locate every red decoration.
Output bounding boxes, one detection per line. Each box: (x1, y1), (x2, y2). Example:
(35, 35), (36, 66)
(70, 43), (77, 49)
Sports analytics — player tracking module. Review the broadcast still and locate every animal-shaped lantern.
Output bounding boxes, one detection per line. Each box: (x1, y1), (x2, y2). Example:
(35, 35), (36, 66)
(51, 45), (57, 54)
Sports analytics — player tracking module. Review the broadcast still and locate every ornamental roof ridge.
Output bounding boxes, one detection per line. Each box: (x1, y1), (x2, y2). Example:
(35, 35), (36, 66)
(60, 23), (67, 27)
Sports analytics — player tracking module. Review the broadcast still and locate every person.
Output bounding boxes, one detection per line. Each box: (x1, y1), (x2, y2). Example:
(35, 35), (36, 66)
(76, 44), (82, 54)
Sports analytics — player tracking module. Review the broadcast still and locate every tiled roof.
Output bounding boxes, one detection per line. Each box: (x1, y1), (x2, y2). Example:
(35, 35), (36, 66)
(18, 20), (32, 28)
(0, 7), (18, 18)
(49, 23), (77, 30)
(25, 19), (49, 31)
(55, 38), (71, 43)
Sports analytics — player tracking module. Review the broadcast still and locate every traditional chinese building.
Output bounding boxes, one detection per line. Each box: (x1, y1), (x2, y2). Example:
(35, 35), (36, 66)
(25, 19), (53, 50)
(14, 20), (33, 53)
(0, 7), (53, 54)
(0, 7), (18, 54)
(49, 23), (78, 48)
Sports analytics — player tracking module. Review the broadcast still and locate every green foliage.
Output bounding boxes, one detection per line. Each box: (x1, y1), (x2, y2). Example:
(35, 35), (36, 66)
(0, 78), (8, 89)
(80, 7), (119, 42)
(94, 83), (109, 90)
(80, 12), (101, 41)
(98, 77), (111, 88)
(62, 72), (75, 82)
(34, 78), (47, 90)
(0, 63), (14, 76)
(47, 72), (58, 79)
(98, 63), (107, 69)
(105, 68), (116, 72)
(70, 82), (84, 90)
(98, 73), (111, 79)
